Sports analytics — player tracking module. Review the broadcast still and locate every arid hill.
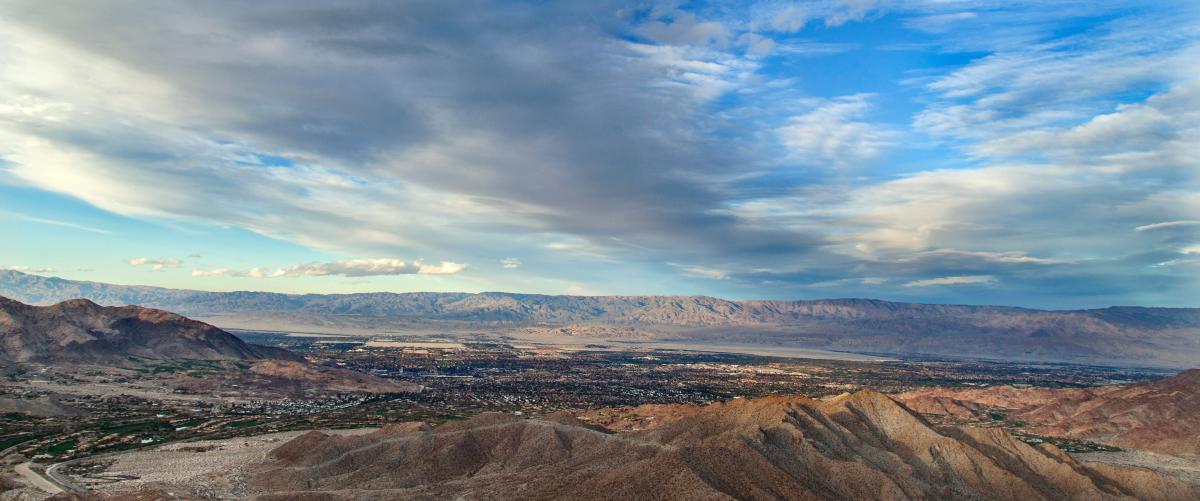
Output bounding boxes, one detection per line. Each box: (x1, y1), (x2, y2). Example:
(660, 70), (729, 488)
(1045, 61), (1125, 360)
(4, 270), (1199, 367)
(896, 369), (1200, 456)
(0, 295), (419, 395)
(0, 295), (295, 364)
(73, 391), (1200, 500)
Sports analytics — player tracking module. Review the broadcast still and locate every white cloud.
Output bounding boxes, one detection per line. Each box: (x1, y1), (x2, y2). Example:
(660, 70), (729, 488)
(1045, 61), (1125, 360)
(0, 211), (111, 235)
(901, 249), (1072, 265)
(770, 5), (808, 33)
(500, 258), (521, 269)
(776, 94), (896, 168)
(914, 17), (1199, 143)
(191, 268), (228, 277)
(806, 276), (887, 288)
(673, 264), (729, 280)
(275, 258), (467, 277)
(773, 40), (858, 56)
(191, 259), (468, 278)
(127, 257), (181, 271)
(1135, 220), (1200, 232)
(626, 42), (757, 102)
(824, 0), (886, 28)
(905, 275), (997, 287)
(243, 267), (272, 279)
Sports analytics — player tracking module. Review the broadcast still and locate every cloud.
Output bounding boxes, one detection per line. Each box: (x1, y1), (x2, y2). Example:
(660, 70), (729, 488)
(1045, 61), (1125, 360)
(127, 257), (181, 271)
(776, 94), (896, 168)
(243, 267), (272, 279)
(500, 258), (521, 269)
(904, 12), (977, 34)
(805, 276), (887, 288)
(275, 259), (467, 277)
(1135, 221), (1200, 232)
(0, 1), (1195, 307)
(823, 0), (886, 28)
(191, 259), (468, 278)
(770, 4), (808, 33)
(900, 249), (1072, 265)
(905, 275), (998, 287)
(1, 211), (111, 234)
(191, 268), (228, 277)
(673, 264), (729, 280)
(2, 265), (56, 273)
(638, 10), (729, 47)
(773, 40), (858, 56)
(0, 0), (802, 287)
(913, 14), (1198, 143)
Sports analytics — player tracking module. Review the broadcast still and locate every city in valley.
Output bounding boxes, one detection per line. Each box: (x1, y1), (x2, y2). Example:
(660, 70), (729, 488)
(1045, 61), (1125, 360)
(5, 333), (1166, 463)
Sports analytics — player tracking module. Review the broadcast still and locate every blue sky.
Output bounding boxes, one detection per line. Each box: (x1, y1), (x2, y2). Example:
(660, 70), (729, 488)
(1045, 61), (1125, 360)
(1, 0), (1197, 307)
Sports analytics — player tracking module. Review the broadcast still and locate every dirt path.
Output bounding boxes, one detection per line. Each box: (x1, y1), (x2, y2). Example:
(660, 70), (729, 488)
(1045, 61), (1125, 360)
(14, 462), (63, 494)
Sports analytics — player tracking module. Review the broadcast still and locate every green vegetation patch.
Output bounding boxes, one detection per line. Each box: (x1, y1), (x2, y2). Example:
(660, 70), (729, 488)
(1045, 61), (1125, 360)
(44, 439), (78, 454)
(100, 420), (174, 435)
(2, 412), (34, 421)
(0, 433), (47, 451)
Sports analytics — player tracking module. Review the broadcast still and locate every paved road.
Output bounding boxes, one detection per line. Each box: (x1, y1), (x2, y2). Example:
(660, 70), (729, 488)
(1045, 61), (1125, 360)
(14, 462), (64, 494)
(46, 454), (104, 493)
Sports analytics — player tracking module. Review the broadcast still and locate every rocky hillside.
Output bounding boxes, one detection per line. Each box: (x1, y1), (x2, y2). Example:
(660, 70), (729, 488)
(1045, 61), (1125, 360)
(4, 270), (1199, 367)
(0, 295), (295, 364)
(896, 369), (1200, 456)
(84, 391), (1200, 500)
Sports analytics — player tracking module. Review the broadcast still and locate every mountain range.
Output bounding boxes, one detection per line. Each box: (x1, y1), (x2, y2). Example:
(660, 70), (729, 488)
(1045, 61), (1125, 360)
(3, 270), (1199, 368)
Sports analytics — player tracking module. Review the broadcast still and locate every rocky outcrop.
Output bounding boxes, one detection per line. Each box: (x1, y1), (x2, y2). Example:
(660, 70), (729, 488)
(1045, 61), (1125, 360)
(896, 370), (1200, 456)
(0, 296), (295, 364)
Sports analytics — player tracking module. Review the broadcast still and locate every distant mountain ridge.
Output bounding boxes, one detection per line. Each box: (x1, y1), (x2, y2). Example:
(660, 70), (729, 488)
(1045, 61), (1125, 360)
(3, 270), (1197, 324)
(0, 295), (295, 364)
(3, 270), (1199, 368)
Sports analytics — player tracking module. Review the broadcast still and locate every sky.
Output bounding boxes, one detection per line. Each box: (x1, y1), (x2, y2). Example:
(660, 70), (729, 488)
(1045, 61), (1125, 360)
(0, 0), (1197, 308)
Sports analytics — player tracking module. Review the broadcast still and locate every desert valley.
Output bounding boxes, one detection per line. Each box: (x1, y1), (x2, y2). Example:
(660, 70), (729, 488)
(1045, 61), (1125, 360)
(2, 271), (1199, 500)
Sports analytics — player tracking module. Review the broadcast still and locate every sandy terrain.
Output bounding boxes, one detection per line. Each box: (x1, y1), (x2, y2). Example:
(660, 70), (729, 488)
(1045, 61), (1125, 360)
(1074, 450), (1200, 486)
(71, 428), (377, 498)
(10, 380), (213, 403)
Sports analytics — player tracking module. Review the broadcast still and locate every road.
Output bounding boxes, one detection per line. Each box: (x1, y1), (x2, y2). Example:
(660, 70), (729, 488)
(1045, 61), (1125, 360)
(14, 462), (64, 494)
(46, 452), (114, 493)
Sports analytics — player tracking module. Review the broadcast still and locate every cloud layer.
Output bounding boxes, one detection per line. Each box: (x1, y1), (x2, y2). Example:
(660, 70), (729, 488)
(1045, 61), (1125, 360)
(192, 259), (466, 278)
(1, 1), (1197, 306)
